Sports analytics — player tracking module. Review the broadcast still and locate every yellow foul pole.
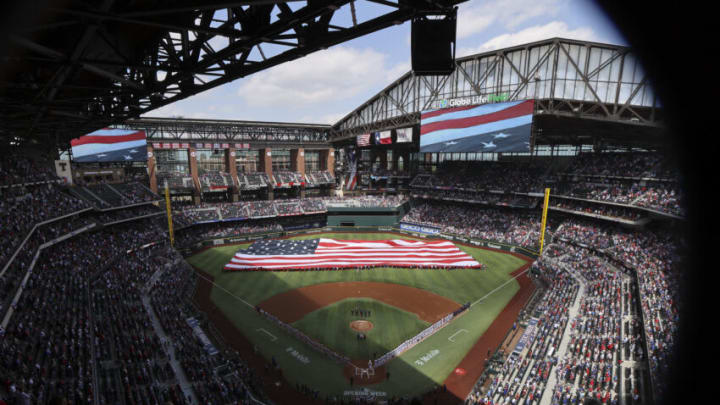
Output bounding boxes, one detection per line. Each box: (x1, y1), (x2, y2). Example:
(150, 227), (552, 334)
(538, 188), (550, 255)
(164, 183), (174, 247)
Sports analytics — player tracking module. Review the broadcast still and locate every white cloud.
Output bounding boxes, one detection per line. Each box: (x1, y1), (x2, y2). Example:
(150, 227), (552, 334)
(457, 0), (563, 39)
(299, 111), (346, 125)
(236, 46), (407, 108)
(458, 21), (600, 56)
(144, 103), (188, 118)
(456, 6), (494, 39)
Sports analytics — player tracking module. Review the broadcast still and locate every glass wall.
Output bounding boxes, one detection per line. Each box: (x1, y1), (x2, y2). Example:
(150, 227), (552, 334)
(272, 149), (291, 171)
(196, 149), (225, 174)
(236, 149), (259, 173)
(155, 149), (189, 174)
(305, 150), (320, 171)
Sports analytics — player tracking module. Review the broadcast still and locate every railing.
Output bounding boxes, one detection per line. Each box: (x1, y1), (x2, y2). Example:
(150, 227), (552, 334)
(1, 222), (97, 329)
(0, 206), (94, 277)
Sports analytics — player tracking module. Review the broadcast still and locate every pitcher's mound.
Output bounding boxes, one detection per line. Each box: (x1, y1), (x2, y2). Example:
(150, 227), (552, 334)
(350, 320), (374, 332)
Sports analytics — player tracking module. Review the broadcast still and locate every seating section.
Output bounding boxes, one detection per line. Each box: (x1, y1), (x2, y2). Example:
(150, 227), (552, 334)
(172, 196), (407, 225)
(0, 154), (683, 405)
(275, 201), (303, 216)
(551, 199), (644, 221)
(0, 219), (167, 404)
(467, 216), (675, 404)
(564, 153), (664, 178)
(157, 171), (195, 191)
(112, 182), (161, 203)
(402, 200), (553, 251)
(550, 248), (623, 405)
(411, 161), (549, 193)
(174, 221), (284, 247)
(299, 198), (326, 213)
(272, 171), (304, 187)
(410, 188), (538, 209)
(0, 155), (59, 186)
(305, 170), (335, 186)
(323, 195), (407, 208)
(241, 172), (270, 189)
(411, 152), (685, 217)
(1, 184), (90, 269)
(468, 257), (579, 405)
(73, 183), (160, 208)
(198, 171), (233, 192)
(86, 183), (125, 205)
(149, 260), (267, 403)
(245, 201), (277, 218)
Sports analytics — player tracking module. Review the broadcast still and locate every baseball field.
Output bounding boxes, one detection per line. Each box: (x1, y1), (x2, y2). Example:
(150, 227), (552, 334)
(186, 231), (533, 402)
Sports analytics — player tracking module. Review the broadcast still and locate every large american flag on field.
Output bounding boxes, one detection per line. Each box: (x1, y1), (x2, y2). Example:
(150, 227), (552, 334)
(224, 238), (481, 271)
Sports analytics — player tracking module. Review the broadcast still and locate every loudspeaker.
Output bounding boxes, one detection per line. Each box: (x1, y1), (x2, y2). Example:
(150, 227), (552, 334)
(411, 8), (457, 75)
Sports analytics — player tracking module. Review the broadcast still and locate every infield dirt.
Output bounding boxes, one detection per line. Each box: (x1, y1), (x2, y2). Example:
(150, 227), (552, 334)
(350, 320), (374, 332)
(258, 281), (461, 324)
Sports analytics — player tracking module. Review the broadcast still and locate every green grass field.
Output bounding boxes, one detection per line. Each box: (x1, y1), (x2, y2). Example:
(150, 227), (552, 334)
(186, 232), (528, 398)
(293, 298), (430, 360)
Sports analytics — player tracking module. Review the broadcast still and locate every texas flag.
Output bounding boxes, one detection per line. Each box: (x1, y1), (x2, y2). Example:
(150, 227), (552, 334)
(379, 130), (392, 144)
(71, 128), (147, 162)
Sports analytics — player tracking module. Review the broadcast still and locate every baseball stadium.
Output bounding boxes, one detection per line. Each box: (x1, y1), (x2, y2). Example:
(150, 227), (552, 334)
(0, 2), (691, 405)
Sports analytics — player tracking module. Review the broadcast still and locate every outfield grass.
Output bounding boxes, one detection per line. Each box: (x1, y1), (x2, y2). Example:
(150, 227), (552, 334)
(293, 298), (430, 360)
(186, 232), (528, 398)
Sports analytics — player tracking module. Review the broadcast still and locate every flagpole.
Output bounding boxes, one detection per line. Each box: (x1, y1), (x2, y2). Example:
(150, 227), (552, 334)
(164, 182), (175, 247)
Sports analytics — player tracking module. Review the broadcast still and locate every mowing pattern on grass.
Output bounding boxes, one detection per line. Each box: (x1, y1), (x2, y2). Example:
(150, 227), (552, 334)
(186, 232), (530, 399)
(293, 298), (429, 360)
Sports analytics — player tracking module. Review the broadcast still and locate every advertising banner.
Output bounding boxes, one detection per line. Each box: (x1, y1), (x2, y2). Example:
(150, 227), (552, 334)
(399, 222), (440, 235)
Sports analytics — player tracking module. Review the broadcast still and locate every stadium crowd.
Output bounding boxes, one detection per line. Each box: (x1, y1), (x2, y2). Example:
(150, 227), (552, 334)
(198, 171), (233, 191)
(0, 151), (684, 405)
(411, 152), (685, 217)
(549, 249), (623, 405)
(150, 256), (267, 404)
(0, 156), (59, 186)
(411, 161), (547, 193)
(466, 214), (679, 405)
(1, 184), (90, 270)
(172, 195), (408, 227)
(467, 256), (578, 405)
(0, 218), (166, 404)
(550, 199), (643, 222)
(401, 200), (552, 251)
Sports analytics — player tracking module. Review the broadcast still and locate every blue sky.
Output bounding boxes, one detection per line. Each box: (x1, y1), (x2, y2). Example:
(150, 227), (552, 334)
(144, 0), (625, 125)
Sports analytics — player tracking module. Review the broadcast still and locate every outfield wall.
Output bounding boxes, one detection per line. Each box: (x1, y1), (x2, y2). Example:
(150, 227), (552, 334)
(327, 214), (400, 227)
(181, 225), (539, 260)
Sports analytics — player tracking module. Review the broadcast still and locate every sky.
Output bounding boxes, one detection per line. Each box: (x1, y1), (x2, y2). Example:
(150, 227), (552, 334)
(144, 0), (625, 126)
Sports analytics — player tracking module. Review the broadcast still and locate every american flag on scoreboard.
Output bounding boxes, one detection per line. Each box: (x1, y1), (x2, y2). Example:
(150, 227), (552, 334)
(223, 238), (481, 271)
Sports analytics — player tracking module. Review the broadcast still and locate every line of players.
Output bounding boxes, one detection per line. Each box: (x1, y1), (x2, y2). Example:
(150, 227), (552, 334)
(351, 308), (372, 317)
